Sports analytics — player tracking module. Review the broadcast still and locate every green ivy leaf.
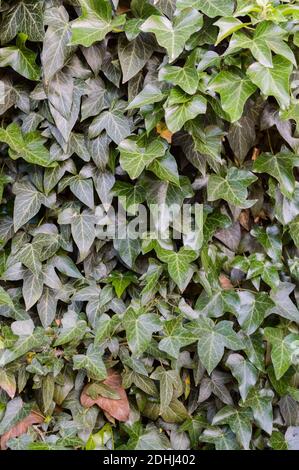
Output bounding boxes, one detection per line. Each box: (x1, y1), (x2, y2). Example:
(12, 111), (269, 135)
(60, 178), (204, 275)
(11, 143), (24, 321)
(16, 243), (42, 277)
(108, 271), (137, 298)
(264, 327), (299, 380)
(158, 317), (197, 358)
(12, 181), (43, 232)
(227, 22), (296, 68)
(158, 64), (199, 95)
(118, 35), (153, 83)
(242, 387), (273, 435)
(0, 1), (44, 43)
(177, 0), (235, 18)
(207, 167), (257, 208)
(235, 291), (275, 335)
(70, 0), (126, 47)
(41, 6), (73, 82)
(0, 34), (40, 81)
(89, 108), (131, 144)
(187, 317), (243, 374)
(253, 151), (299, 198)
(127, 83), (165, 109)
(226, 353), (258, 401)
(118, 136), (167, 179)
(164, 88), (207, 133)
(73, 345), (107, 381)
(208, 70), (257, 122)
(212, 406), (252, 449)
(155, 245), (198, 291)
(270, 282), (299, 323)
(123, 306), (161, 355)
(0, 327), (47, 367)
(0, 123), (56, 168)
(214, 17), (246, 45)
(140, 9), (203, 62)
(148, 152), (180, 186)
(247, 56), (292, 109)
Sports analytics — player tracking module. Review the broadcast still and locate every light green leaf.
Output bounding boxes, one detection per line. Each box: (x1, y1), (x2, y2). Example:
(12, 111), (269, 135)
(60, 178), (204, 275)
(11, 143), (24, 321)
(0, 33), (40, 81)
(123, 306), (161, 355)
(140, 9), (203, 62)
(207, 167), (257, 208)
(214, 17), (246, 45)
(0, 123), (55, 168)
(247, 56), (292, 110)
(158, 64), (199, 95)
(70, 0), (126, 47)
(0, 286), (15, 310)
(177, 0), (235, 18)
(253, 151), (299, 198)
(208, 71), (257, 122)
(148, 152), (180, 186)
(108, 271), (136, 298)
(164, 88), (207, 133)
(227, 22), (296, 68)
(155, 246), (198, 291)
(73, 345), (107, 381)
(127, 83), (165, 110)
(118, 137), (167, 179)
(264, 327), (299, 380)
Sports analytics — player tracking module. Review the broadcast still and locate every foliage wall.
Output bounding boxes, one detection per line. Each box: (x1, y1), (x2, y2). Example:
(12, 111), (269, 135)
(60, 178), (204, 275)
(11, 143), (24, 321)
(0, 0), (299, 451)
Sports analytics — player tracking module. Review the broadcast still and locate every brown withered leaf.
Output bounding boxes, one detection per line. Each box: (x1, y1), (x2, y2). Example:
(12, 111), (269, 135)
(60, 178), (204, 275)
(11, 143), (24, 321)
(251, 147), (260, 161)
(239, 210), (251, 231)
(81, 369), (130, 422)
(219, 274), (233, 290)
(0, 411), (44, 450)
(156, 122), (173, 143)
(117, 0), (131, 14)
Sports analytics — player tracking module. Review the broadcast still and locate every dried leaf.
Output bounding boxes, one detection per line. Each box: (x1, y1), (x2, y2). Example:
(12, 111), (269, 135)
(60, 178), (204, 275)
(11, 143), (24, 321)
(0, 411), (44, 450)
(81, 369), (130, 422)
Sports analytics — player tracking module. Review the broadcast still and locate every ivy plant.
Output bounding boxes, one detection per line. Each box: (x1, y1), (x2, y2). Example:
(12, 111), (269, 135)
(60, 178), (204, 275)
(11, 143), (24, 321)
(0, 0), (299, 451)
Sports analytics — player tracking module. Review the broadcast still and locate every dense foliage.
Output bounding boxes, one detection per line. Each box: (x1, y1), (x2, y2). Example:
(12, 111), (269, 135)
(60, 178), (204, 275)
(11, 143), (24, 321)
(0, 0), (299, 451)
